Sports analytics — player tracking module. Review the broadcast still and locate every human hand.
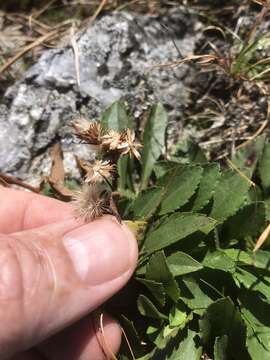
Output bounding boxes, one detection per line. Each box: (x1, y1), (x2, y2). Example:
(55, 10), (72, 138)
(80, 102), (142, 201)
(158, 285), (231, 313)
(0, 188), (138, 359)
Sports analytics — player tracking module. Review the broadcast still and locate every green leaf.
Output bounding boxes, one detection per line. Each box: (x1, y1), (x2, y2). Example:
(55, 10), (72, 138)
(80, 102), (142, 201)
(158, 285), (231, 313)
(169, 303), (187, 328)
(225, 249), (270, 271)
(200, 298), (247, 358)
(239, 290), (270, 359)
(137, 294), (168, 320)
(259, 139), (270, 189)
(178, 275), (216, 313)
(233, 267), (270, 301)
(117, 154), (134, 191)
(202, 251), (236, 273)
(222, 202), (265, 239)
(192, 163), (220, 211)
(146, 251), (180, 302)
(264, 198), (270, 221)
(167, 252), (203, 277)
(132, 187), (163, 220)
(159, 165), (203, 215)
(137, 278), (166, 306)
(141, 103), (167, 189)
(144, 212), (216, 253)
(120, 315), (143, 357)
(101, 100), (132, 131)
(210, 170), (251, 223)
(214, 335), (228, 360)
(232, 134), (266, 178)
(151, 329), (202, 360)
(153, 161), (179, 179)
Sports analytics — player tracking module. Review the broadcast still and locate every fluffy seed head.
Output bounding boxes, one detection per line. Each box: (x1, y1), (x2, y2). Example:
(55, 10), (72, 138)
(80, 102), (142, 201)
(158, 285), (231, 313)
(72, 183), (111, 222)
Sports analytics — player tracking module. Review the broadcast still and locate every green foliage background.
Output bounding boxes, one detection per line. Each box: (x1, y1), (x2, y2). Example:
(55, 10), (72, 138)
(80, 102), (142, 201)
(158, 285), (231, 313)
(102, 100), (270, 360)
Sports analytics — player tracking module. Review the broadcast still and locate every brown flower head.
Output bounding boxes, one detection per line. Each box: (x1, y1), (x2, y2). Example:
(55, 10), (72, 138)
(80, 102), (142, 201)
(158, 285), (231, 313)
(118, 128), (142, 159)
(73, 120), (101, 145)
(72, 183), (111, 222)
(85, 160), (115, 183)
(101, 130), (122, 151)
(101, 128), (141, 159)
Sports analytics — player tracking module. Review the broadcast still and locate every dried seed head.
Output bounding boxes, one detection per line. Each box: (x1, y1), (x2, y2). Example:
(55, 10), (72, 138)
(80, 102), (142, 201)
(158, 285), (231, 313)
(101, 130), (122, 151)
(101, 128), (141, 159)
(119, 128), (142, 160)
(73, 120), (101, 145)
(72, 183), (111, 222)
(85, 160), (115, 183)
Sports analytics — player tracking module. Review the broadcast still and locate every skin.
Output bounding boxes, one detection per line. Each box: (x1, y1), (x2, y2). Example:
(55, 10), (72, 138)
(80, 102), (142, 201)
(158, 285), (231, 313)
(0, 188), (138, 360)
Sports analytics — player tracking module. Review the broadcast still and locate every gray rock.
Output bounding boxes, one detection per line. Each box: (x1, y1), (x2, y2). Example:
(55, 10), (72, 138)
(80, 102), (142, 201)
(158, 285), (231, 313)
(0, 8), (199, 182)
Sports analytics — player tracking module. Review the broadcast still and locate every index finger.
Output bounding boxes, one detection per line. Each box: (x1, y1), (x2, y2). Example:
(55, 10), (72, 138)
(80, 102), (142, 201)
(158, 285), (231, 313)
(0, 187), (73, 233)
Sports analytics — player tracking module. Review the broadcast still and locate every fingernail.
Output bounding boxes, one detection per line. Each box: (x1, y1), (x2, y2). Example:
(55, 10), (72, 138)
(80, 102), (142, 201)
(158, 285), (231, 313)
(63, 218), (137, 285)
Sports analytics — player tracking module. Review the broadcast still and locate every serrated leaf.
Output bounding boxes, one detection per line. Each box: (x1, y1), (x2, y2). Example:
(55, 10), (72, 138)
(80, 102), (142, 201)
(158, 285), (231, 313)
(167, 252), (203, 276)
(141, 103), (167, 189)
(210, 170), (251, 223)
(200, 298), (247, 358)
(146, 251), (180, 302)
(137, 294), (168, 320)
(137, 278), (166, 306)
(153, 161), (179, 178)
(193, 163), (220, 211)
(159, 165), (203, 215)
(202, 250), (236, 273)
(101, 100), (132, 131)
(214, 335), (228, 360)
(222, 202), (265, 239)
(259, 139), (270, 189)
(132, 187), (163, 219)
(144, 212), (216, 253)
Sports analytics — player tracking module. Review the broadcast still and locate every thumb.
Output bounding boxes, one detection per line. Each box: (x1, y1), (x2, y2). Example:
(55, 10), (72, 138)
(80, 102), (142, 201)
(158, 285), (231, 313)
(0, 216), (138, 359)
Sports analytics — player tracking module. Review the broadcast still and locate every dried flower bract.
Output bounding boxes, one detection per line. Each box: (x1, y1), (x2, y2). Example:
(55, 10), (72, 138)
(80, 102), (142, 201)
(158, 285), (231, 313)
(73, 120), (101, 145)
(85, 160), (115, 183)
(72, 183), (111, 222)
(101, 128), (142, 159)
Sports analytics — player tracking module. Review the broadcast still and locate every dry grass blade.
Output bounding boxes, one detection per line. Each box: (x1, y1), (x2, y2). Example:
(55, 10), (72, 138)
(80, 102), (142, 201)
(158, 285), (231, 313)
(226, 158), (256, 187)
(120, 325), (136, 360)
(70, 24), (81, 88)
(0, 29), (59, 75)
(254, 223), (270, 252)
(88, 0), (108, 25)
(99, 313), (118, 360)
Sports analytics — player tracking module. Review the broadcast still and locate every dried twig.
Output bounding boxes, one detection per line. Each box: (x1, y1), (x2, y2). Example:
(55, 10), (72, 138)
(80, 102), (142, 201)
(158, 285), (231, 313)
(0, 172), (40, 193)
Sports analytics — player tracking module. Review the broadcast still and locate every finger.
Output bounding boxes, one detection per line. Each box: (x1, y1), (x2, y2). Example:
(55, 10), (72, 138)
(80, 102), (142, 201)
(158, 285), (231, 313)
(0, 217), (138, 359)
(0, 188), (72, 233)
(10, 350), (44, 360)
(38, 312), (122, 360)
